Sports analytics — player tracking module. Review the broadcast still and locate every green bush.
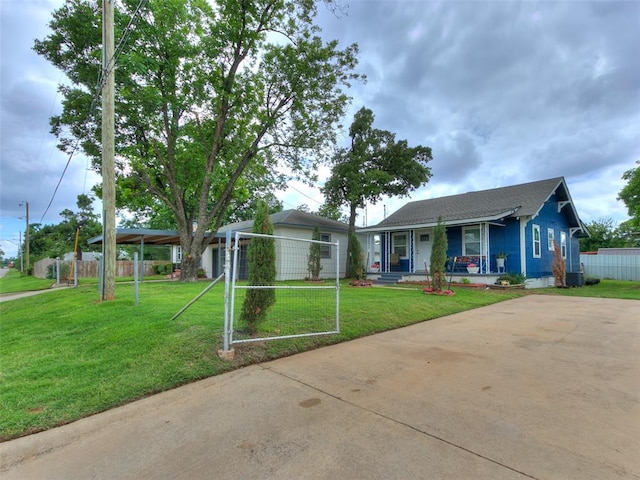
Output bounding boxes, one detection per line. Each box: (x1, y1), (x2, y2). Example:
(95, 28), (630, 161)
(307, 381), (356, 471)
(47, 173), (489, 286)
(153, 263), (172, 275)
(496, 272), (526, 285)
(308, 226), (323, 280)
(46, 263), (70, 280)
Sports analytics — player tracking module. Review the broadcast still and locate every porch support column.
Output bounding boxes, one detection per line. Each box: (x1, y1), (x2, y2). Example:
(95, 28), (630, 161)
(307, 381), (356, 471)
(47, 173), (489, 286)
(409, 230), (414, 273)
(520, 217), (528, 276)
(384, 231), (390, 273)
(482, 223), (490, 274)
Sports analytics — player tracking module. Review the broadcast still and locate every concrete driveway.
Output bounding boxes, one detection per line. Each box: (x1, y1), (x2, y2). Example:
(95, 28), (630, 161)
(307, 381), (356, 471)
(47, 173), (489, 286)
(1, 295), (638, 479)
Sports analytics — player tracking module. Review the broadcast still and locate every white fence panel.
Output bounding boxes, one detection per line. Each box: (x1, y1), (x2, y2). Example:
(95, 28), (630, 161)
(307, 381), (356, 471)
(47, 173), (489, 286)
(580, 254), (640, 281)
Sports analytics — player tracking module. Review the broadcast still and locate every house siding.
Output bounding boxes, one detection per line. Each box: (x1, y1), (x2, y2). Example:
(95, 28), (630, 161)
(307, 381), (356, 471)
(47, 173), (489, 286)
(490, 219), (521, 273)
(274, 226), (348, 280)
(205, 226), (350, 280)
(525, 193), (580, 278)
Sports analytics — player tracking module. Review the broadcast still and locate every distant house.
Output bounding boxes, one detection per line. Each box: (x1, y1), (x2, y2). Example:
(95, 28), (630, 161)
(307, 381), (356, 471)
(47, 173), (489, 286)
(210, 209), (353, 280)
(91, 210), (354, 280)
(358, 177), (589, 287)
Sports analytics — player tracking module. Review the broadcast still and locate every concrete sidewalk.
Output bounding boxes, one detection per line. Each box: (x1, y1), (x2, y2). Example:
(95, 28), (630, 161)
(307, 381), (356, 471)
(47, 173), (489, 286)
(1, 295), (639, 479)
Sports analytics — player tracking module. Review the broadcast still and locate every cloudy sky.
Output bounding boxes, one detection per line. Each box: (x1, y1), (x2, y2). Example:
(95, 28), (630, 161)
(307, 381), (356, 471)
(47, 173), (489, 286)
(1, 0), (638, 258)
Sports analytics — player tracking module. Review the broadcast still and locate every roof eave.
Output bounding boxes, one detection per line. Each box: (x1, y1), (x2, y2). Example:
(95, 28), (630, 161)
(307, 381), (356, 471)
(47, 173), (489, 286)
(358, 209), (519, 233)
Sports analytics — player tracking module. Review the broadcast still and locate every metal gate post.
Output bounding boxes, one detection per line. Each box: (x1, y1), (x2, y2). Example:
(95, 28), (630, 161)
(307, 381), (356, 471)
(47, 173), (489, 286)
(218, 229), (235, 360)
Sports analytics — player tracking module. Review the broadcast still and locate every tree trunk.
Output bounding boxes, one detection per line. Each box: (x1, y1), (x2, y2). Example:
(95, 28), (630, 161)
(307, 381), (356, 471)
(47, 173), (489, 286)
(181, 250), (201, 282)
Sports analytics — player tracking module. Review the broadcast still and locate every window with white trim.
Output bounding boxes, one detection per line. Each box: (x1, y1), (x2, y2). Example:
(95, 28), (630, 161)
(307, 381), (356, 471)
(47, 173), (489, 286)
(532, 224), (541, 258)
(560, 231), (567, 259)
(176, 246), (182, 262)
(393, 233), (407, 257)
(547, 228), (555, 251)
(463, 227), (481, 255)
(320, 233), (331, 259)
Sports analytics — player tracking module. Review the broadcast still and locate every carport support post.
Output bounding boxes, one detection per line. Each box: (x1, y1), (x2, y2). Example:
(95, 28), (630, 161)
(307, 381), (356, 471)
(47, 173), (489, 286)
(139, 236), (144, 282)
(219, 229), (234, 360)
(133, 251), (139, 306)
(97, 255), (103, 295)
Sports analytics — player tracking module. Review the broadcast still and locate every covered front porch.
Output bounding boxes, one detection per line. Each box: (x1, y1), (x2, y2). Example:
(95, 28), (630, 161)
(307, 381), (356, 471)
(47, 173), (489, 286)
(362, 221), (514, 276)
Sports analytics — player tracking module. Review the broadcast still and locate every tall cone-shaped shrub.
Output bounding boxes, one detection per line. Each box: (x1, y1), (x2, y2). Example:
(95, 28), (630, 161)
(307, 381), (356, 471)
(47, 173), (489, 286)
(430, 216), (448, 291)
(240, 201), (276, 334)
(308, 226), (323, 281)
(349, 232), (365, 280)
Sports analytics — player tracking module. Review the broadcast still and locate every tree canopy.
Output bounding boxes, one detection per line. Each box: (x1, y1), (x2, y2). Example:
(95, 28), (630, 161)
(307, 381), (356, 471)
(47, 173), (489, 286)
(35, 0), (361, 280)
(28, 194), (102, 261)
(579, 218), (626, 252)
(322, 106), (432, 275)
(618, 160), (640, 234)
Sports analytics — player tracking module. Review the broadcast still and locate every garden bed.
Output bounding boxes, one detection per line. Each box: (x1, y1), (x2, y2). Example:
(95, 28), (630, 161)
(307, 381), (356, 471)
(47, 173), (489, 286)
(399, 281), (486, 289)
(487, 283), (526, 290)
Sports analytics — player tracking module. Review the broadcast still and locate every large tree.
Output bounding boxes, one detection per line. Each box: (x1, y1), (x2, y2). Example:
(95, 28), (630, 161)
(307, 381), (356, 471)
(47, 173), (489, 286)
(35, 0), (361, 281)
(618, 160), (640, 234)
(322, 107), (432, 276)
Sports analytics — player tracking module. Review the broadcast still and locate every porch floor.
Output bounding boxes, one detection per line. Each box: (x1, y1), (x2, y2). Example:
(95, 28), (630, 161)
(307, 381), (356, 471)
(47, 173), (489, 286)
(369, 271), (502, 286)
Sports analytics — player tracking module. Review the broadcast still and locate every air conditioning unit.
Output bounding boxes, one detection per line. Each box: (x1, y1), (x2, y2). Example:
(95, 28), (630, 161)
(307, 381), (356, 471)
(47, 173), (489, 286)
(565, 272), (583, 287)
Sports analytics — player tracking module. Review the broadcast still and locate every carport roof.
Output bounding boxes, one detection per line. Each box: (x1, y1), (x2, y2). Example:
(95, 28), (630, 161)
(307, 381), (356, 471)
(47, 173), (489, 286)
(89, 210), (350, 246)
(88, 228), (218, 246)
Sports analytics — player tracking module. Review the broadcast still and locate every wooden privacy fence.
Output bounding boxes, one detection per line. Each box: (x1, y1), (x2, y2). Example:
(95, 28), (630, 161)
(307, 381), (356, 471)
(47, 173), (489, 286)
(580, 254), (640, 281)
(33, 259), (169, 279)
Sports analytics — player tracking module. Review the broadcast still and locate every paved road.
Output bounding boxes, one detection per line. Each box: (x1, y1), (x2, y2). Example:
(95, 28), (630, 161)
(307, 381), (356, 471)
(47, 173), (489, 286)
(1, 295), (639, 479)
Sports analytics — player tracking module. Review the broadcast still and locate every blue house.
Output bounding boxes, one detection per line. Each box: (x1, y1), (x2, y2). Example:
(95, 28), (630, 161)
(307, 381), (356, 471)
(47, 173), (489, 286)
(359, 177), (589, 287)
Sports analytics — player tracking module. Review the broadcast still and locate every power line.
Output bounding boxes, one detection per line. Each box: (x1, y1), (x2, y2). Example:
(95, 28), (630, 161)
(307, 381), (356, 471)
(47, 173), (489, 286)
(36, 70), (65, 195)
(39, 0), (148, 224)
(288, 183), (324, 205)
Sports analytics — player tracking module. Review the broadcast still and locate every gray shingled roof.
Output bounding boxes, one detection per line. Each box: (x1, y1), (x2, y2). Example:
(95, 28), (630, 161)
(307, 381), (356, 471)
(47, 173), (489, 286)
(218, 209), (349, 233)
(366, 177), (574, 229)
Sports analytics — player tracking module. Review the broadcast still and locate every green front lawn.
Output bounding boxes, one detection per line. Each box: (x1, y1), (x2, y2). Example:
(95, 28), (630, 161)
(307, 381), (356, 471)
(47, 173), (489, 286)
(0, 281), (523, 441)
(534, 279), (640, 300)
(0, 272), (53, 293)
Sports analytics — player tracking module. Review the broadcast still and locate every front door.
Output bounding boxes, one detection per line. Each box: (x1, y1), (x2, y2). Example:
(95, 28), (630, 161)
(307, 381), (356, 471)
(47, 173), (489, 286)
(416, 230), (432, 272)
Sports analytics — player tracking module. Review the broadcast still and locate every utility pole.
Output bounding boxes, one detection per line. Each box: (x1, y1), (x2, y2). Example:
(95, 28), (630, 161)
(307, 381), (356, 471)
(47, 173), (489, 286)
(19, 230), (23, 273)
(101, 0), (116, 300)
(20, 201), (29, 273)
